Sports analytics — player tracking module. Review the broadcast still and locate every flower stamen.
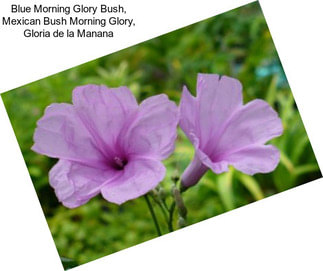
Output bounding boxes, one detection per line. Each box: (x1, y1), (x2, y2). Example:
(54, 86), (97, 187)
(113, 156), (127, 170)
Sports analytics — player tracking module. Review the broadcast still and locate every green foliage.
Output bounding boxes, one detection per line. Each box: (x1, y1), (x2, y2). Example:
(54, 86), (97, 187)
(1, 2), (320, 268)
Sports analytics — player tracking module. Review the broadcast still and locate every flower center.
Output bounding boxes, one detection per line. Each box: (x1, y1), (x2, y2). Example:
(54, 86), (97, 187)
(113, 156), (128, 170)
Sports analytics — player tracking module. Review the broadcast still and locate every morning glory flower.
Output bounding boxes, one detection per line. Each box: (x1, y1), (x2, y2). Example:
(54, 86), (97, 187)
(32, 85), (178, 207)
(179, 74), (283, 188)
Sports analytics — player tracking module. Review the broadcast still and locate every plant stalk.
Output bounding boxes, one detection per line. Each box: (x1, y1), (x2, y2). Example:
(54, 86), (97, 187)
(144, 194), (162, 236)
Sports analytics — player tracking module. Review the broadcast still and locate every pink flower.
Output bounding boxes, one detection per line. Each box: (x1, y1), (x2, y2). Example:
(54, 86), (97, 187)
(179, 74), (283, 188)
(32, 85), (178, 207)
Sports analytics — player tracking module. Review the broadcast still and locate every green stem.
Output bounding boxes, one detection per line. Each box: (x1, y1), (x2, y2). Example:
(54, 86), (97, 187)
(168, 201), (176, 232)
(150, 195), (169, 227)
(144, 194), (162, 236)
(162, 199), (169, 211)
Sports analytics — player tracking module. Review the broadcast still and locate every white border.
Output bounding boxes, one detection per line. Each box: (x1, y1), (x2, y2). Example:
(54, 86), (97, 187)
(0, 0), (254, 92)
(1, 0), (323, 270)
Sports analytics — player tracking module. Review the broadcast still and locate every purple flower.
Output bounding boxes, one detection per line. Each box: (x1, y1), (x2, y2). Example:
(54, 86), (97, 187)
(179, 74), (283, 188)
(32, 85), (178, 207)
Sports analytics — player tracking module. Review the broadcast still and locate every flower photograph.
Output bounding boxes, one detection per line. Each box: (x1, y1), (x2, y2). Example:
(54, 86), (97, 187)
(1, 2), (321, 270)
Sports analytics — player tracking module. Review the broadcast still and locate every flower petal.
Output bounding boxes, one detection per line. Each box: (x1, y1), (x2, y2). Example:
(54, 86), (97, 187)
(124, 94), (179, 160)
(181, 153), (209, 188)
(193, 135), (229, 174)
(196, 74), (243, 148)
(32, 103), (105, 167)
(225, 145), (281, 175)
(179, 86), (199, 143)
(196, 148), (229, 174)
(101, 158), (166, 204)
(49, 160), (117, 208)
(212, 99), (283, 157)
(72, 85), (138, 155)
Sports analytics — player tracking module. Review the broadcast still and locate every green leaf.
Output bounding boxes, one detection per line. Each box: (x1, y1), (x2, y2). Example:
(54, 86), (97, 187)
(202, 176), (218, 192)
(217, 168), (235, 211)
(60, 257), (78, 270)
(273, 164), (296, 192)
(291, 135), (309, 163)
(266, 75), (278, 106)
(237, 173), (264, 201)
(280, 151), (295, 173)
(294, 164), (320, 176)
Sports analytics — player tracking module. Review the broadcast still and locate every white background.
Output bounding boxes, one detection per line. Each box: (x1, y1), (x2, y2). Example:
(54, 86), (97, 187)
(0, 0), (323, 270)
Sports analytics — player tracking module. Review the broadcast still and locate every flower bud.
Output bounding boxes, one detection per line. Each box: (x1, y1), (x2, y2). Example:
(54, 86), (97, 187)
(158, 187), (167, 201)
(178, 217), (186, 228)
(172, 186), (187, 218)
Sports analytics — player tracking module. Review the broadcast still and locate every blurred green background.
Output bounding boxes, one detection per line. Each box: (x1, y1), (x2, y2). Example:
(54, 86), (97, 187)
(1, 2), (321, 269)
